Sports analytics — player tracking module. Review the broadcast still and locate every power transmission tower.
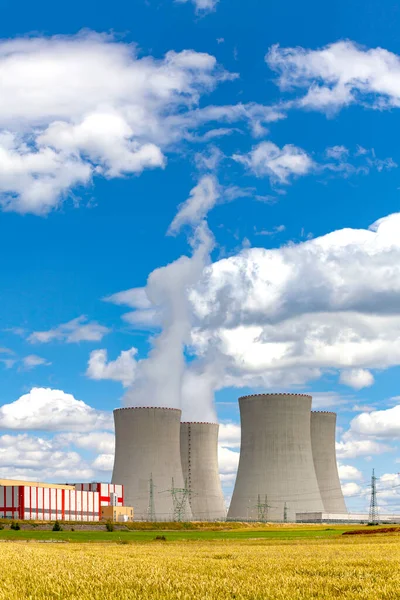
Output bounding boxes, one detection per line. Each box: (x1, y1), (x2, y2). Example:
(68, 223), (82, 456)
(283, 502), (288, 523)
(164, 478), (191, 522)
(147, 473), (156, 521)
(255, 494), (271, 522)
(368, 469), (379, 525)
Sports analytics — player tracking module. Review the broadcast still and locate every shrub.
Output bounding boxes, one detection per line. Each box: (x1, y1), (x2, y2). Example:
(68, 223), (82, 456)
(106, 520), (115, 532)
(10, 521), (20, 531)
(0, 525), (4, 530)
(71, 527), (75, 532)
(52, 521), (62, 532)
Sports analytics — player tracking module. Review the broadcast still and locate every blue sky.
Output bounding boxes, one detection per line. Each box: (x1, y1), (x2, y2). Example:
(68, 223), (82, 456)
(1, 0), (400, 513)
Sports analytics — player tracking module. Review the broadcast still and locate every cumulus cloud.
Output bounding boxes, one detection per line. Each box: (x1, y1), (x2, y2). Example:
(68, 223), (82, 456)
(92, 453), (114, 472)
(55, 431), (115, 454)
(340, 368), (375, 389)
(86, 348), (138, 387)
(233, 141), (314, 183)
(336, 438), (392, 459)
(350, 404), (400, 438)
(218, 423), (241, 448)
(338, 464), (363, 481)
(341, 482), (363, 497)
(0, 433), (95, 482)
(0, 31), (233, 214)
(187, 212), (400, 390)
(266, 40), (400, 112)
(28, 316), (109, 344)
(0, 387), (112, 432)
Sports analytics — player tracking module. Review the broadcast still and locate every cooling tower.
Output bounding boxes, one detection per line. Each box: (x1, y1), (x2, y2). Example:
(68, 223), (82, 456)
(180, 422), (226, 521)
(227, 394), (324, 522)
(112, 407), (192, 521)
(310, 411), (347, 514)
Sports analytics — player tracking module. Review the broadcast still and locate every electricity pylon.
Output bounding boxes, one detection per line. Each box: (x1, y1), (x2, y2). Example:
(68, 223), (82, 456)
(368, 469), (379, 525)
(147, 473), (156, 521)
(164, 478), (191, 522)
(255, 494), (272, 522)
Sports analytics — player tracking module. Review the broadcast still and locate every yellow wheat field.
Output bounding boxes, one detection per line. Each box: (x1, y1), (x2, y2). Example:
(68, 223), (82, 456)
(0, 537), (400, 599)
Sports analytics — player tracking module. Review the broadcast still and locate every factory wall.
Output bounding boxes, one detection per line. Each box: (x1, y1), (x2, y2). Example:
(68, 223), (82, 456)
(227, 394), (325, 522)
(0, 484), (100, 521)
(74, 483), (124, 507)
(180, 422), (226, 521)
(310, 411), (347, 514)
(112, 407), (192, 521)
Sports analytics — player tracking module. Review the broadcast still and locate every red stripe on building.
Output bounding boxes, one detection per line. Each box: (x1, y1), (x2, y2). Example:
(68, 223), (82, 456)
(62, 489), (65, 521)
(36, 487), (39, 520)
(18, 486), (24, 520)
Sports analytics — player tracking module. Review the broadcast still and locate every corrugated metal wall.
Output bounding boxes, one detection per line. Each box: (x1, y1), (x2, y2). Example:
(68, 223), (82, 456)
(0, 486), (100, 521)
(74, 483), (124, 506)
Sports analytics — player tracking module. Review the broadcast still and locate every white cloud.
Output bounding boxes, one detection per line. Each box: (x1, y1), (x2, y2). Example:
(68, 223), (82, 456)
(0, 387), (112, 432)
(21, 354), (51, 370)
(86, 348), (138, 387)
(28, 315), (109, 344)
(219, 423), (241, 448)
(311, 392), (352, 410)
(350, 404), (400, 438)
(54, 432), (115, 454)
(341, 482), (363, 497)
(0, 31), (233, 214)
(233, 141), (314, 183)
(175, 0), (218, 13)
(325, 145), (349, 160)
(92, 453), (114, 472)
(266, 40), (400, 112)
(104, 287), (151, 310)
(168, 175), (221, 234)
(338, 464), (363, 481)
(340, 368), (375, 389)
(336, 439), (391, 459)
(188, 212), (400, 390)
(0, 433), (95, 482)
(218, 446), (240, 475)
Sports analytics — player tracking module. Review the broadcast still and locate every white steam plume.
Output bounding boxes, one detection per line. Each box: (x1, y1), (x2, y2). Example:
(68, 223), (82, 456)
(123, 221), (214, 410)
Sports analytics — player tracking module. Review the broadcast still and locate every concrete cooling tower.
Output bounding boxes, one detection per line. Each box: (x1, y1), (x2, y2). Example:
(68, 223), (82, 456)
(180, 422), (226, 521)
(227, 394), (324, 522)
(112, 407), (192, 521)
(310, 411), (347, 514)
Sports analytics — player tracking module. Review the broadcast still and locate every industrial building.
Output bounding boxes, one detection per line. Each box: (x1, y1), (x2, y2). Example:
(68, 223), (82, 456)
(180, 422), (226, 521)
(227, 394), (326, 522)
(310, 411), (347, 513)
(74, 483), (124, 507)
(112, 407), (192, 521)
(0, 480), (99, 521)
(0, 480), (130, 522)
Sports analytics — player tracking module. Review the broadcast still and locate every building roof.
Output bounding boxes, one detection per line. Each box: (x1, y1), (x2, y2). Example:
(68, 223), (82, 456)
(0, 479), (75, 490)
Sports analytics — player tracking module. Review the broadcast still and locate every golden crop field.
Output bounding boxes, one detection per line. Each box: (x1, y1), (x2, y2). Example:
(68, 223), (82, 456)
(0, 536), (399, 599)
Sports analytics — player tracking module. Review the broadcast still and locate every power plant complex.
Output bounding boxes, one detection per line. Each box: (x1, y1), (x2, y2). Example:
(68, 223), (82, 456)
(109, 392), (349, 522)
(4, 391), (374, 523)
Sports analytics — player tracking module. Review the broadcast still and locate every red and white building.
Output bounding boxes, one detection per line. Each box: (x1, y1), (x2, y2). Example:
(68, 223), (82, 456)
(74, 483), (124, 507)
(0, 479), (124, 521)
